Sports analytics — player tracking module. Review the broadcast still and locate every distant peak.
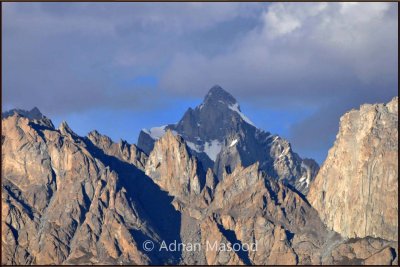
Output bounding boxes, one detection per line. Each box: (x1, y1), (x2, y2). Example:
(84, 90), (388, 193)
(2, 107), (44, 120)
(60, 121), (70, 130)
(30, 107), (42, 115)
(88, 129), (100, 136)
(209, 85), (224, 93)
(203, 85), (237, 106)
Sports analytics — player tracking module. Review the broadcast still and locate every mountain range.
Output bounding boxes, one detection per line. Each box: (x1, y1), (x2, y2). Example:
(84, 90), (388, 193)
(1, 86), (398, 265)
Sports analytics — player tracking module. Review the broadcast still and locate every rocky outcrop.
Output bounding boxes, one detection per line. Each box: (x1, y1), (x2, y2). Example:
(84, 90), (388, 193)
(308, 97), (398, 241)
(145, 130), (205, 199)
(87, 130), (147, 170)
(201, 162), (329, 265)
(322, 237), (398, 265)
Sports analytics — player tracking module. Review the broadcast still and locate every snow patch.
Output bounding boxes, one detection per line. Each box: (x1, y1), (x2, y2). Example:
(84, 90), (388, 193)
(300, 162), (311, 187)
(229, 139), (238, 147)
(186, 141), (201, 153)
(228, 103), (255, 127)
(299, 175), (310, 187)
(204, 140), (222, 161)
(186, 138), (221, 162)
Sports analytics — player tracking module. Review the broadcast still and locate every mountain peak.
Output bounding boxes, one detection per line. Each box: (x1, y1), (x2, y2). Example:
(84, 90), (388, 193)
(59, 121), (78, 137)
(203, 85), (237, 106)
(208, 84), (225, 93)
(30, 107), (43, 117)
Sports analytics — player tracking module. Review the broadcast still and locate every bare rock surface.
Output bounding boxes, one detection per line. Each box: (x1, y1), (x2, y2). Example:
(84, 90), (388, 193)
(308, 97), (398, 241)
(145, 130), (205, 199)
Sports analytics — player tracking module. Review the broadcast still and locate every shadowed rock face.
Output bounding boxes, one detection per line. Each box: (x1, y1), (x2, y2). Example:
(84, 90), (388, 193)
(308, 97), (398, 241)
(87, 130), (147, 170)
(138, 86), (319, 195)
(2, 96), (398, 265)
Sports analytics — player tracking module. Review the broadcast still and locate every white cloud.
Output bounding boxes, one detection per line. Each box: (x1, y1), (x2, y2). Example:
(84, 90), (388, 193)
(262, 3), (328, 38)
(264, 8), (301, 37)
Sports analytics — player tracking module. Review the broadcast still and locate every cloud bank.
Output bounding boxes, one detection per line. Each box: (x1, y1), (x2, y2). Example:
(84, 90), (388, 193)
(3, 2), (398, 162)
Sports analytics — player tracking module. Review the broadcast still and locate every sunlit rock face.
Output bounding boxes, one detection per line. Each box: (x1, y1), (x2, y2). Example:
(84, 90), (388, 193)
(308, 97), (398, 241)
(145, 130), (205, 199)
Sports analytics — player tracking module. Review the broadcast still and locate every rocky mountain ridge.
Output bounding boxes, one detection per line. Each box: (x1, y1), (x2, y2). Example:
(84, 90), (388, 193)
(1, 89), (398, 265)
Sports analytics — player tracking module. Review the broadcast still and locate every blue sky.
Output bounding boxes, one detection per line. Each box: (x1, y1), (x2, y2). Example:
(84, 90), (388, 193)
(2, 2), (398, 164)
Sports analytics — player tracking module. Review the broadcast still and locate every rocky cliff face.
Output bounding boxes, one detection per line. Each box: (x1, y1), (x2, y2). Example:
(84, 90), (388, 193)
(138, 85), (318, 195)
(308, 97), (398, 241)
(199, 162), (331, 265)
(145, 130), (205, 199)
